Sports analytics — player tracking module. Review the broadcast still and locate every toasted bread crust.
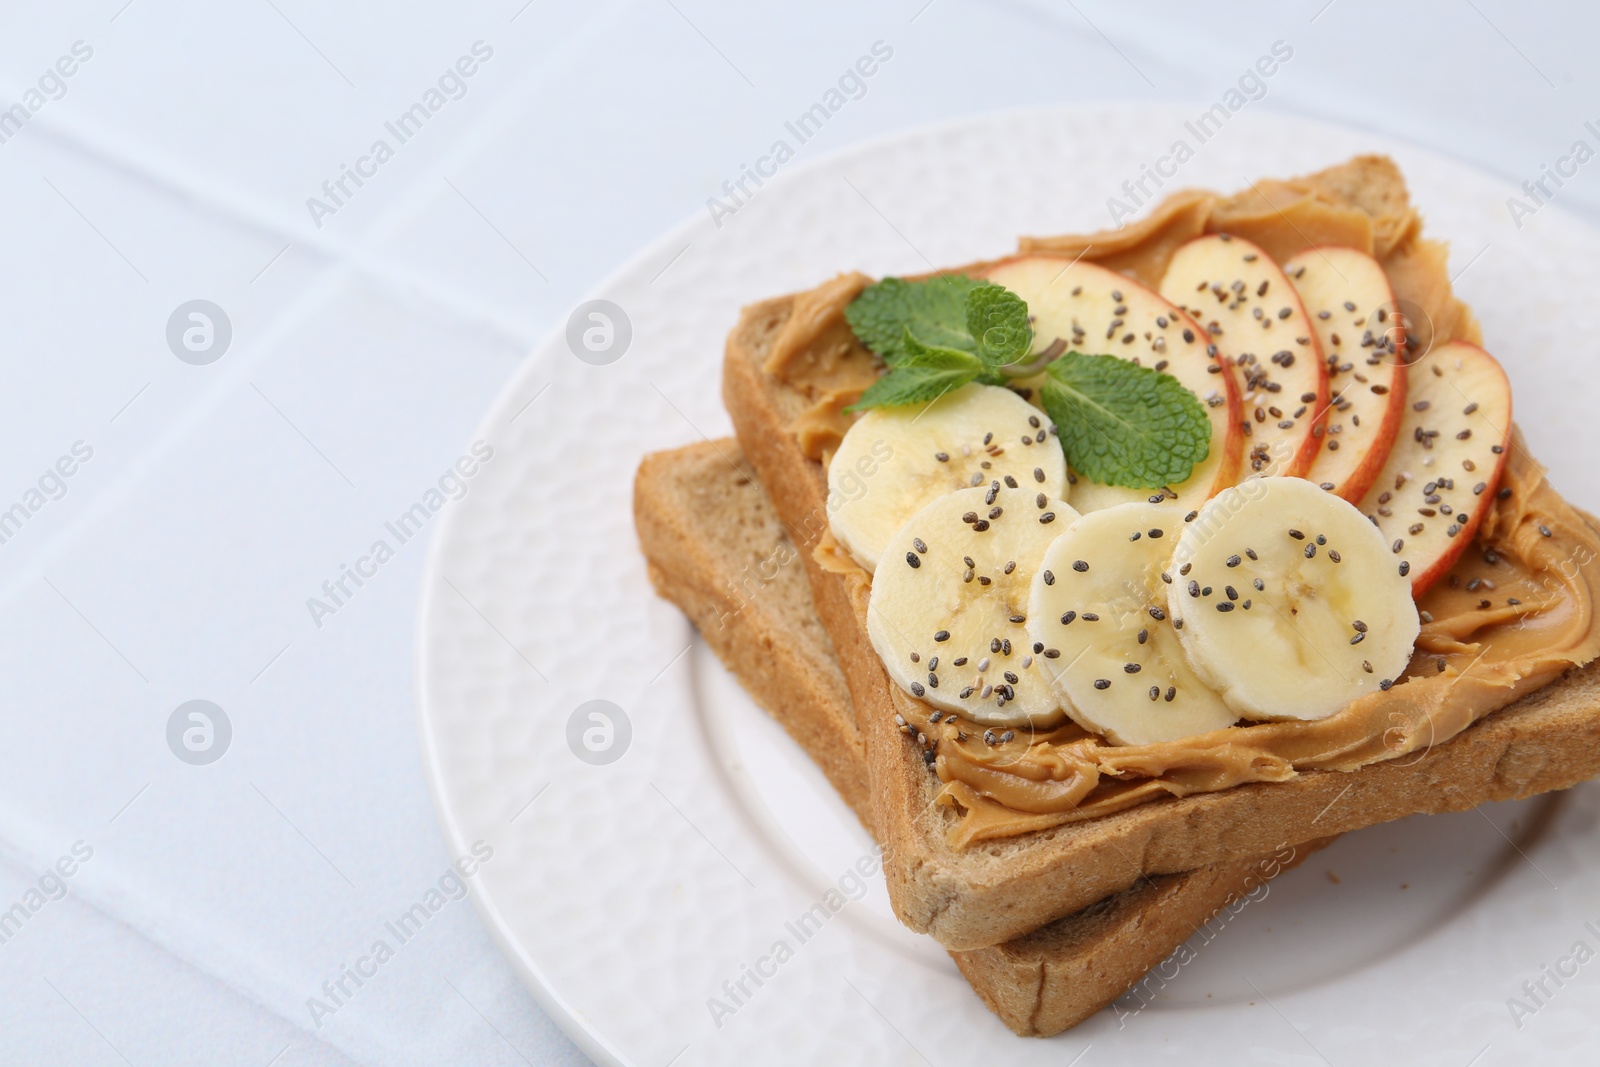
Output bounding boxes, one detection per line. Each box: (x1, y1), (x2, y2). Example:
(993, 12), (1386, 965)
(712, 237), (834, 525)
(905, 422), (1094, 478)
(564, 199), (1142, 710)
(950, 835), (1326, 1036)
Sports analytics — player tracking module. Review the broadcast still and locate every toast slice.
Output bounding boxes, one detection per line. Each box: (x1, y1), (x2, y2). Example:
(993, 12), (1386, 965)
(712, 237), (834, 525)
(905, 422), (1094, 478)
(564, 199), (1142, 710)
(722, 156), (1600, 950)
(634, 439), (1329, 1035)
(636, 440), (873, 823)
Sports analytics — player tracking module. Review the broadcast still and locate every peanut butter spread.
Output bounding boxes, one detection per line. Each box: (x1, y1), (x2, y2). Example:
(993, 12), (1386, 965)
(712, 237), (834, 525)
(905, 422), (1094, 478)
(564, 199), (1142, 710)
(770, 156), (1600, 846)
(766, 271), (879, 468)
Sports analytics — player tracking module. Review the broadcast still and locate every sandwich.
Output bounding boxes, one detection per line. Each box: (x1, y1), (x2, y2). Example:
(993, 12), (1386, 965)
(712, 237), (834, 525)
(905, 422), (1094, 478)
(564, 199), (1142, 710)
(716, 154), (1600, 952)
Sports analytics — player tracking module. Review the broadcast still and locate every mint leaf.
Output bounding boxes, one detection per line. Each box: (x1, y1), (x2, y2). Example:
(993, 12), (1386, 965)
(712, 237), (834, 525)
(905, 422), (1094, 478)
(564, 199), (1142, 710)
(966, 284), (1033, 371)
(844, 329), (982, 411)
(844, 275), (988, 361)
(1039, 352), (1211, 488)
(895, 328), (986, 372)
(846, 367), (975, 411)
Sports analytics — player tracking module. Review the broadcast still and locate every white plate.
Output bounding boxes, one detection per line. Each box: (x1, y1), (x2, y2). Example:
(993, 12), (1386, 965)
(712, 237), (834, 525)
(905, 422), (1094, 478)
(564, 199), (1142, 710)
(416, 105), (1600, 1066)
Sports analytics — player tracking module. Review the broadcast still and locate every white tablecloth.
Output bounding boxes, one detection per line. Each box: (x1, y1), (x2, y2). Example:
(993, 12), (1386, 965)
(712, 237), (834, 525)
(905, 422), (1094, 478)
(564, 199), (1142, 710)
(1, 1), (1593, 1063)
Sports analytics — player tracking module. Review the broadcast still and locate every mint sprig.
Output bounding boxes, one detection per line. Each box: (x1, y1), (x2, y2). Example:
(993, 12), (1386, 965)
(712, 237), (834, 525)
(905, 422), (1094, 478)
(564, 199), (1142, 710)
(843, 275), (1213, 488)
(1039, 352), (1212, 489)
(843, 275), (1032, 413)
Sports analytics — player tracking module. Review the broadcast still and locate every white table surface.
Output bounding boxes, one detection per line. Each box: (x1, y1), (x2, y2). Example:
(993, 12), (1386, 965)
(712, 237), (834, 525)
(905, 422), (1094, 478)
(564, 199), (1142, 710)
(1, 2), (1596, 1063)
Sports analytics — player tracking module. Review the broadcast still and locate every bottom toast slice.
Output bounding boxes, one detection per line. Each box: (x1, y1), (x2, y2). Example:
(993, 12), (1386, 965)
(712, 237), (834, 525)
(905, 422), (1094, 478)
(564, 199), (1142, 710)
(635, 439), (1329, 1036)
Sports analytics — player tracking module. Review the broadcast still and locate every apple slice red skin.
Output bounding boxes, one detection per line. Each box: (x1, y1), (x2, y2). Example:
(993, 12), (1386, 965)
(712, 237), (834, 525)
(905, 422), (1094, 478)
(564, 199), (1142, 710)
(1287, 244), (1410, 504)
(1369, 341), (1514, 597)
(1325, 342), (1407, 506)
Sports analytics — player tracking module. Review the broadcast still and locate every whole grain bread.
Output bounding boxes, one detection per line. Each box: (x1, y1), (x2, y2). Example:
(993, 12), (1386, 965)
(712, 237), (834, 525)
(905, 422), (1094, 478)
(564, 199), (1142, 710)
(721, 159), (1600, 950)
(635, 442), (873, 823)
(634, 438), (1330, 1035)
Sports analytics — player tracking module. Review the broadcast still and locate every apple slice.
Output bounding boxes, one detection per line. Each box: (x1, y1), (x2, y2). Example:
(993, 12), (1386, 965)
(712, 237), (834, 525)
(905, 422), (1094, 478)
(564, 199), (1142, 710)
(979, 255), (1243, 512)
(1285, 246), (1408, 503)
(1160, 234), (1329, 479)
(1355, 341), (1513, 595)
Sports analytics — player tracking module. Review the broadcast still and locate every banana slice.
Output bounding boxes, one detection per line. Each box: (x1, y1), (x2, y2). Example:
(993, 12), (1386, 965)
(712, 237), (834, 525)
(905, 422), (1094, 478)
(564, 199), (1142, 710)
(1028, 503), (1238, 745)
(829, 382), (1069, 572)
(1167, 477), (1418, 721)
(866, 483), (1078, 727)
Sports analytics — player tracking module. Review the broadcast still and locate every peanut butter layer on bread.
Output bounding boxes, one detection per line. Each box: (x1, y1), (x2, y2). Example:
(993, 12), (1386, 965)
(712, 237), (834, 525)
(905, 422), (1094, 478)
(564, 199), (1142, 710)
(724, 155), (1600, 951)
(634, 438), (1333, 1035)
